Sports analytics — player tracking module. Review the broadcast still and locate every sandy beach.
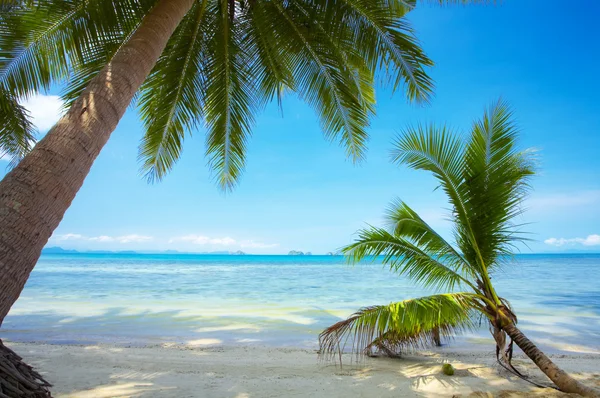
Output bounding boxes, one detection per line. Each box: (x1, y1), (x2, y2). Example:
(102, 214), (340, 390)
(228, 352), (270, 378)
(9, 342), (600, 397)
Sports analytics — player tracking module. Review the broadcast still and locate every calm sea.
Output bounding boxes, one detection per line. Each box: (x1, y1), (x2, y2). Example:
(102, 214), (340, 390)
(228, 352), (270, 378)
(3, 253), (599, 354)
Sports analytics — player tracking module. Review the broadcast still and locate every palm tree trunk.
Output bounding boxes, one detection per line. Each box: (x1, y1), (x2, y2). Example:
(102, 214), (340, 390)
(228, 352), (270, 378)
(503, 322), (599, 397)
(432, 326), (441, 346)
(0, 0), (195, 326)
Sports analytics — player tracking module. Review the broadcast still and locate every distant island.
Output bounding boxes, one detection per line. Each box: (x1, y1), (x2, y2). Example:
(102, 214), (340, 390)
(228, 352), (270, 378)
(42, 246), (79, 254)
(288, 251), (311, 256)
(42, 247), (247, 255)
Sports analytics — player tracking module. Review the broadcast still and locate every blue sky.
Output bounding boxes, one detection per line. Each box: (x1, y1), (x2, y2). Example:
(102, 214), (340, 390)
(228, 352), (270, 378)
(2, 0), (599, 254)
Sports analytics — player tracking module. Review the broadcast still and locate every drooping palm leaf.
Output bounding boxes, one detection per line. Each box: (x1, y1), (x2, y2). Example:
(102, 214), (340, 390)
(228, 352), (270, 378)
(270, 0), (372, 162)
(245, 1), (296, 106)
(343, 226), (474, 291)
(1, 0), (457, 182)
(137, 0), (210, 182)
(0, 86), (35, 165)
(0, 0), (156, 156)
(319, 293), (480, 357)
(204, 0), (259, 190)
(0, 0), (153, 97)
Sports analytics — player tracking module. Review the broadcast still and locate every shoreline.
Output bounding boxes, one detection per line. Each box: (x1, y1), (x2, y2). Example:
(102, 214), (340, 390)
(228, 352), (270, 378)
(9, 341), (600, 397)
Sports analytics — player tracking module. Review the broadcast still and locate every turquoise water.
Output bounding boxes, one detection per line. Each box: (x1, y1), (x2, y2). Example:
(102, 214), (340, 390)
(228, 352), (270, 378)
(3, 253), (600, 354)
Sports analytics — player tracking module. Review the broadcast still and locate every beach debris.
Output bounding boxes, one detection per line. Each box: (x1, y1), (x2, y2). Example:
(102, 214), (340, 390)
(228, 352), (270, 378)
(0, 339), (52, 397)
(442, 363), (455, 376)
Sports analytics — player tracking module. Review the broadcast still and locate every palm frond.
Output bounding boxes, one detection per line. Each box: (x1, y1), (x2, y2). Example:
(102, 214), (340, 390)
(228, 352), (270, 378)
(343, 226), (473, 291)
(384, 199), (477, 278)
(204, 0), (259, 190)
(293, 0), (376, 115)
(0, 87), (36, 165)
(334, 0), (434, 103)
(137, 0), (209, 182)
(269, 0), (371, 162)
(390, 125), (483, 267)
(245, 0), (296, 105)
(319, 293), (479, 357)
(60, 0), (156, 109)
(0, 0), (151, 98)
(458, 99), (536, 270)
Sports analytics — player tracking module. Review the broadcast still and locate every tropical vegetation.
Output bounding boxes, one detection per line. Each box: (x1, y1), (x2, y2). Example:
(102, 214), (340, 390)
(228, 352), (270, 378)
(0, 0), (467, 396)
(319, 101), (599, 397)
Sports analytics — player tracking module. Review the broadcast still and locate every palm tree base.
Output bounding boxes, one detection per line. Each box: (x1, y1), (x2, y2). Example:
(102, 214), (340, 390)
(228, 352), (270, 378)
(0, 339), (52, 397)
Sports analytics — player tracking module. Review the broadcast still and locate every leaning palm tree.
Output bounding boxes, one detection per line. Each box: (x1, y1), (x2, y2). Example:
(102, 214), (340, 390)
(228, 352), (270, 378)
(319, 101), (599, 397)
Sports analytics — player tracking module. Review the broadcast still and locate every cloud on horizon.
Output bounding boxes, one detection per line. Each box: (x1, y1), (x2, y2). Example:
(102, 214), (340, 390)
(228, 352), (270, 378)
(168, 235), (236, 245)
(168, 234), (278, 249)
(544, 234), (600, 247)
(52, 233), (153, 244)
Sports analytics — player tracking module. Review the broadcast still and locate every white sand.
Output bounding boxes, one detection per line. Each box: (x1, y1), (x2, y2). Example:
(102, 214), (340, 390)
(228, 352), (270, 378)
(9, 342), (600, 397)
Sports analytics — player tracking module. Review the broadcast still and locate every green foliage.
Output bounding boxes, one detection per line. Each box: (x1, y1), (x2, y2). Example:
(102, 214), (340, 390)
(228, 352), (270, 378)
(1, 0), (444, 185)
(390, 99), (535, 274)
(320, 101), (535, 357)
(0, 86), (35, 166)
(319, 293), (479, 356)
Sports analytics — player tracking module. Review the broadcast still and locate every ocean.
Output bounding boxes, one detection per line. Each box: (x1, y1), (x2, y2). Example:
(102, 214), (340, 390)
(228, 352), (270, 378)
(2, 253), (599, 354)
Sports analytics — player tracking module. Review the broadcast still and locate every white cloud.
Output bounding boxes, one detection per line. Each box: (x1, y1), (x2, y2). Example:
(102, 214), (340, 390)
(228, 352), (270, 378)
(168, 235), (279, 250)
(19, 94), (64, 132)
(88, 235), (115, 242)
(115, 234), (153, 243)
(168, 235), (236, 246)
(52, 233), (153, 244)
(55, 233), (85, 241)
(240, 240), (279, 249)
(544, 234), (600, 247)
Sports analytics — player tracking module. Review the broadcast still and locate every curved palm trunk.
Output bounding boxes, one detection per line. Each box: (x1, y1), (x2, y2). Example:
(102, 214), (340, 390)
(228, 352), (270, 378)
(503, 323), (599, 397)
(0, 0), (195, 326)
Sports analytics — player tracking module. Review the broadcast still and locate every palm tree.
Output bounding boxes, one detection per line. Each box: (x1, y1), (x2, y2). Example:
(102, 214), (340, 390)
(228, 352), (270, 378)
(0, 0), (437, 325)
(319, 101), (599, 397)
(0, 1), (469, 395)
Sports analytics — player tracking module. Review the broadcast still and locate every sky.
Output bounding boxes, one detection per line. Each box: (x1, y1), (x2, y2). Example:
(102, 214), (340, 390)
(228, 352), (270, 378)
(1, 0), (599, 254)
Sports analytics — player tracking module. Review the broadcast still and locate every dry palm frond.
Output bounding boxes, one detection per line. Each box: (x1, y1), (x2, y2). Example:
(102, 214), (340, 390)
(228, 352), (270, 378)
(319, 293), (480, 360)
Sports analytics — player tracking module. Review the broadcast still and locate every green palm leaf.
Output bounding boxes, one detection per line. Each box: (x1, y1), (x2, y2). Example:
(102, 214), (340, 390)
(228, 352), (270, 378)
(270, 0), (371, 162)
(1, 0), (449, 182)
(245, 1), (296, 106)
(0, 87), (35, 165)
(204, 0), (259, 190)
(343, 226), (474, 291)
(0, 0), (150, 97)
(319, 293), (479, 356)
(384, 199), (476, 278)
(459, 99), (536, 269)
(324, 100), (541, 362)
(138, 0), (210, 182)
(336, 0), (434, 102)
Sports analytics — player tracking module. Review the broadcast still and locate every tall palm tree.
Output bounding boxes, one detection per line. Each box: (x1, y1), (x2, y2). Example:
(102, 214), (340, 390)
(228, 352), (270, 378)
(0, 0), (437, 326)
(319, 101), (599, 397)
(0, 1), (462, 395)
